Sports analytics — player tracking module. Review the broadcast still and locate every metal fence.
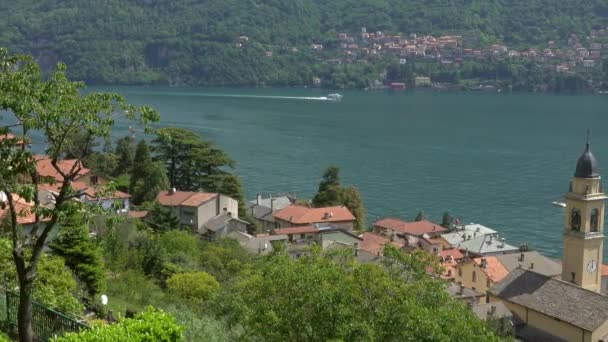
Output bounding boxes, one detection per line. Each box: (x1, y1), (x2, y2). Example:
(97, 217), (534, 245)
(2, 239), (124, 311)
(1, 289), (88, 341)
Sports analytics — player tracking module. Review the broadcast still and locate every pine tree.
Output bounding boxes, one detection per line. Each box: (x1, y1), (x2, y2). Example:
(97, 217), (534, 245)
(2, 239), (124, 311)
(130, 140), (169, 204)
(441, 211), (453, 228)
(114, 135), (135, 176)
(414, 211), (425, 221)
(49, 215), (106, 297)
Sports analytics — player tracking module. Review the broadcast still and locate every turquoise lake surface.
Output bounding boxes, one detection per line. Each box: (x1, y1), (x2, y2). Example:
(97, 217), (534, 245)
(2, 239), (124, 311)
(90, 87), (608, 259)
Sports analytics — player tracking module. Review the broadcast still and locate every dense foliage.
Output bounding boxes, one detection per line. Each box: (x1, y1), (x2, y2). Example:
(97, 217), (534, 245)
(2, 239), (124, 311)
(49, 215), (106, 297)
(2, 1), (608, 88)
(0, 239), (83, 316)
(216, 246), (502, 341)
(53, 307), (183, 342)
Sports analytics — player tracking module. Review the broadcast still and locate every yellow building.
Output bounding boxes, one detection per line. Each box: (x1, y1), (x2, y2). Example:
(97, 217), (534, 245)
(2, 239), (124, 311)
(562, 140), (605, 291)
(488, 139), (608, 342)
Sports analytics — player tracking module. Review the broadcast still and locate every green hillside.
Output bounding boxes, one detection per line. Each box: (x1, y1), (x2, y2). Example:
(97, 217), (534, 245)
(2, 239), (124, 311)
(2, 0), (608, 87)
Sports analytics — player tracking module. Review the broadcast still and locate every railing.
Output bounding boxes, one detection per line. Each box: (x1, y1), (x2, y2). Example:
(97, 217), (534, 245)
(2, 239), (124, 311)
(1, 289), (88, 341)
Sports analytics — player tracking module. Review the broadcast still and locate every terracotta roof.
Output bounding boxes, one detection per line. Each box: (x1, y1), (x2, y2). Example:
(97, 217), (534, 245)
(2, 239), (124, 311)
(473, 257), (509, 283)
(36, 156), (90, 182)
(155, 190), (215, 207)
(439, 248), (464, 261)
(0, 194), (51, 225)
(273, 205), (355, 224)
(358, 232), (404, 256)
(181, 192), (218, 207)
(40, 182), (131, 200)
(603, 264), (608, 277)
(127, 211), (149, 219)
(373, 218), (446, 235)
(0, 133), (25, 145)
(271, 226), (319, 235)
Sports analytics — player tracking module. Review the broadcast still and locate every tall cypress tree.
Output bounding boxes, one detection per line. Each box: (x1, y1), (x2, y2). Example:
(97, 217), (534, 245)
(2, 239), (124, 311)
(49, 215), (106, 297)
(130, 140), (169, 204)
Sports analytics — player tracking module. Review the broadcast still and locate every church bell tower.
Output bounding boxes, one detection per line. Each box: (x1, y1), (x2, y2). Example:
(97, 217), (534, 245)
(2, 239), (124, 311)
(562, 138), (605, 292)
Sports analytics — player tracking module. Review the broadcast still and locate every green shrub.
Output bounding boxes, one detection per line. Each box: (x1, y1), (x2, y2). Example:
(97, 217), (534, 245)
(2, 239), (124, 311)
(166, 271), (220, 303)
(53, 307), (183, 342)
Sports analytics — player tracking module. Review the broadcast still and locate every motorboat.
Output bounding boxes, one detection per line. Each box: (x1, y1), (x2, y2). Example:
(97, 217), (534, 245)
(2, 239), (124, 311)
(327, 93), (343, 101)
(552, 201), (566, 208)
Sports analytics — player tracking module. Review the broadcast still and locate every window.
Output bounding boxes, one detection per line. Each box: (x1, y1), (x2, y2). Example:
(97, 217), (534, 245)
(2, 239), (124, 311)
(90, 175), (99, 185)
(486, 279), (491, 287)
(571, 209), (581, 231)
(591, 208), (600, 232)
(571, 272), (576, 283)
(472, 271), (477, 283)
(300, 234), (305, 239)
(458, 268), (462, 277)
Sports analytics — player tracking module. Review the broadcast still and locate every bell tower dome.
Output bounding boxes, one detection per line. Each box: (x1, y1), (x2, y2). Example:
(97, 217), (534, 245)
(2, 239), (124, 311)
(562, 136), (605, 292)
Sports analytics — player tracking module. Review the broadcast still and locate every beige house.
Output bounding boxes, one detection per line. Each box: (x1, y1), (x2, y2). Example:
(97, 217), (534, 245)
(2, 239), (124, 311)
(455, 251), (562, 295)
(156, 189), (243, 236)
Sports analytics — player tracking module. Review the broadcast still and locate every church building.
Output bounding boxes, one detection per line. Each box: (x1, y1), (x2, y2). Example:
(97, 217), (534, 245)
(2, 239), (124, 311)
(489, 139), (608, 342)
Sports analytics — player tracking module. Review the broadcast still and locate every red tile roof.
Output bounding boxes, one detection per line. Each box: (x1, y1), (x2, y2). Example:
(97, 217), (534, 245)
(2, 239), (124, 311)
(36, 156), (90, 182)
(0, 133), (25, 146)
(271, 226), (319, 235)
(273, 205), (355, 224)
(359, 232), (404, 256)
(439, 248), (464, 261)
(156, 190), (217, 207)
(473, 257), (509, 283)
(40, 182), (131, 200)
(128, 211), (149, 219)
(0, 194), (51, 225)
(373, 218), (446, 235)
(181, 192), (218, 207)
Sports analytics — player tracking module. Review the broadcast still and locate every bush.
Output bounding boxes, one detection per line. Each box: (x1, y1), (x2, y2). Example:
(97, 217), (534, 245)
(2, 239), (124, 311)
(166, 272), (220, 303)
(53, 307), (183, 342)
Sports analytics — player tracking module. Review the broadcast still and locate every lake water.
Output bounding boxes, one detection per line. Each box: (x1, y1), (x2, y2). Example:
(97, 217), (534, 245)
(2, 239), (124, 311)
(92, 86), (608, 260)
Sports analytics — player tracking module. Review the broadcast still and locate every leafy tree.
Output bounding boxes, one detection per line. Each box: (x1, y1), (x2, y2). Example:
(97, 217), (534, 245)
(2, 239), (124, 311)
(113, 135), (135, 176)
(341, 186), (366, 230)
(441, 211), (453, 229)
(0, 239), (83, 316)
(167, 271), (220, 303)
(49, 215), (106, 297)
(53, 307), (184, 342)
(415, 210), (425, 221)
(0, 49), (158, 342)
(151, 127), (245, 213)
(217, 247), (502, 341)
(130, 140), (169, 204)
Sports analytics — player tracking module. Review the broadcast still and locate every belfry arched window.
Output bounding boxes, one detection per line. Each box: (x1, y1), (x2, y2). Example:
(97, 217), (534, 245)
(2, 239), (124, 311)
(571, 209), (582, 231)
(591, 208), (600, 232)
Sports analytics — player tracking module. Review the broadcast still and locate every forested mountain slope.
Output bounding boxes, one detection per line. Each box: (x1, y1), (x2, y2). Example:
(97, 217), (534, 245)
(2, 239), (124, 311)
(2, 0), (608, 86)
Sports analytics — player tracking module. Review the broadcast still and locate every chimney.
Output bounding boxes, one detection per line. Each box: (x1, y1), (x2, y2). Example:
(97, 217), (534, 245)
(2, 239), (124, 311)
(168, 187), (176, 195)
(519, 253), (525, 262)
(271, 196), (275, 212)
(256, 193), (262, 205)
(480, 258), (487, 268)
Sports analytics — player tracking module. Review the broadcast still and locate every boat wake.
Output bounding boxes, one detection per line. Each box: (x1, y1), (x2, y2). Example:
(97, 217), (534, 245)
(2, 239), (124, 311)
(197, 93), (332, 101)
